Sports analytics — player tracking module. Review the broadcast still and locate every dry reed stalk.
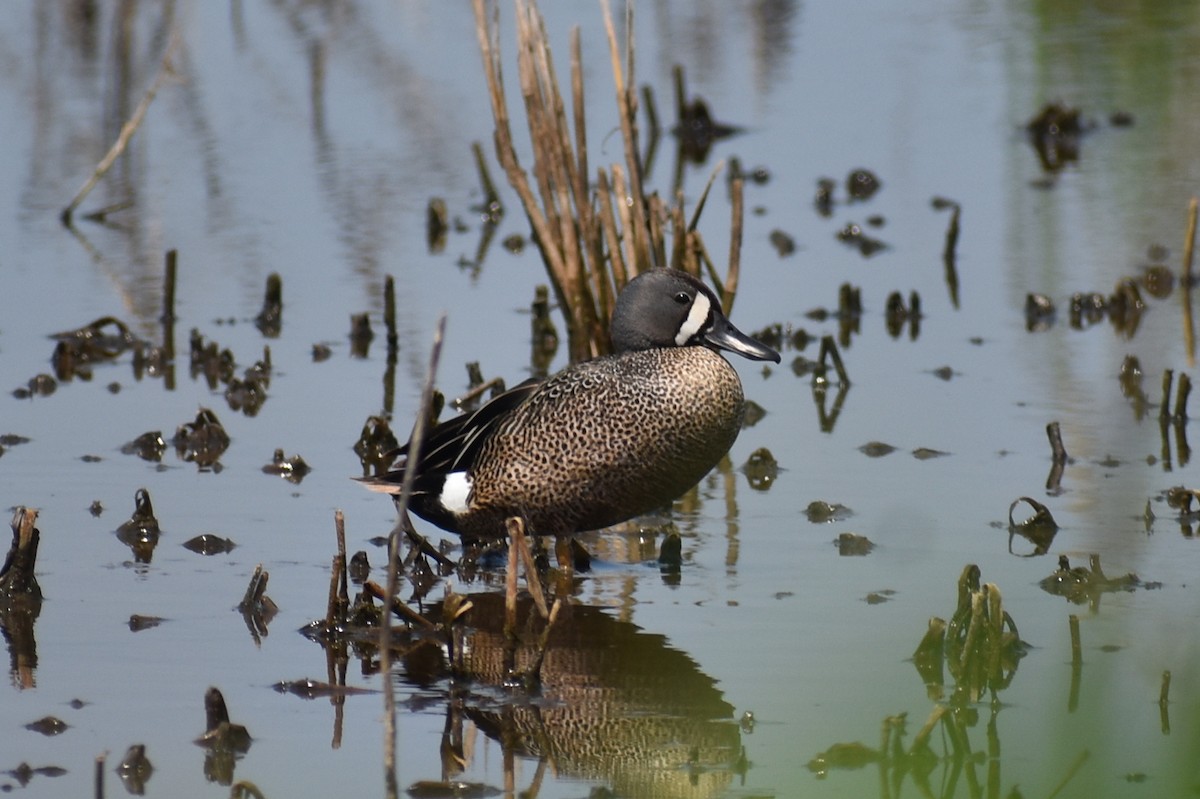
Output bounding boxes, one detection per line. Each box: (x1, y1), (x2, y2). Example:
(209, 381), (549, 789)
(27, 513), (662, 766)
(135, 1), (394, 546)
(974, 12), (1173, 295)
(473, 0), (747, 360)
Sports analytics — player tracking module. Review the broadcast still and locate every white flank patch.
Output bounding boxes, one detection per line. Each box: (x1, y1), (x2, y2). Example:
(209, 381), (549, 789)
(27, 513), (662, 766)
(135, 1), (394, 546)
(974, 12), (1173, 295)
(675, 291), (711, 345)
(440, 472), (473, 514)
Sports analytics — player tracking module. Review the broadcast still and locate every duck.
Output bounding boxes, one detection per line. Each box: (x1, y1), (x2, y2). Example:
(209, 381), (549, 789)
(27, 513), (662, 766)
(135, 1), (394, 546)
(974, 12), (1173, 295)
(360, 268), (780, 543)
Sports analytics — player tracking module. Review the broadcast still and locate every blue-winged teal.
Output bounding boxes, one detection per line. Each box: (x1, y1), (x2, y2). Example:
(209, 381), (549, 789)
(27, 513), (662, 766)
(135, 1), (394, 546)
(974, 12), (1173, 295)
(361, 268), (780, 541)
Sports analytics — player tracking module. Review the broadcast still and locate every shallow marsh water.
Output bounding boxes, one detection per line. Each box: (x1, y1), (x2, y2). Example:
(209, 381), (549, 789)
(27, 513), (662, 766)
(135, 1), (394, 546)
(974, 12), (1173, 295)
(3, 2), (1200, 797)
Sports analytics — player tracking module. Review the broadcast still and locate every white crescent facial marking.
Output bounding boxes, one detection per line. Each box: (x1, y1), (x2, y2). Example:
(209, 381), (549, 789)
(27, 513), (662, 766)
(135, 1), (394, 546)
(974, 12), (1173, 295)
(440, 472), (473, 515)
(675, 291), (711, 346)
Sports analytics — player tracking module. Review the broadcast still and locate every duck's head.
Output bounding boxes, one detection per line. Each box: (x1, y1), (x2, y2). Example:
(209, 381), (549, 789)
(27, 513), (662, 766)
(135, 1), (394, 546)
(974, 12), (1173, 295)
(610, 269), (781, 363)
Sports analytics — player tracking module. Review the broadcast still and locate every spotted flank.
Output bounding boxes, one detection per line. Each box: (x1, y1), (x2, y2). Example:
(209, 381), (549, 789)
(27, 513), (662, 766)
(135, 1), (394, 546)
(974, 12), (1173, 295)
(358, 268), (780, 542)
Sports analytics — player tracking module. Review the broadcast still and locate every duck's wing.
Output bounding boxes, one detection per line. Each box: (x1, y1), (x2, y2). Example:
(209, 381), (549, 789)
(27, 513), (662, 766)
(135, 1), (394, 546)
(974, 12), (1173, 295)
(358, 377), (541, 496)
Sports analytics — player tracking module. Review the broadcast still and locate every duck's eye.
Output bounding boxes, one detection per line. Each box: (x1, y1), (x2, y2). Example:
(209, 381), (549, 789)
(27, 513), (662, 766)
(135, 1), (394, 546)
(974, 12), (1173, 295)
(673, 292), (690, 305)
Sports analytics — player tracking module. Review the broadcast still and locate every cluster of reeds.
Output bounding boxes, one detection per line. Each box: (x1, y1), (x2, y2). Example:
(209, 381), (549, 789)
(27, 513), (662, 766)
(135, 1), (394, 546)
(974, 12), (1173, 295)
(472, 0), (744, 362)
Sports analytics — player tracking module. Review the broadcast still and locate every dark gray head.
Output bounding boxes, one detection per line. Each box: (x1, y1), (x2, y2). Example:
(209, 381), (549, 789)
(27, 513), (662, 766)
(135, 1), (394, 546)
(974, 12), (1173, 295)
(611, 269), (781, 363)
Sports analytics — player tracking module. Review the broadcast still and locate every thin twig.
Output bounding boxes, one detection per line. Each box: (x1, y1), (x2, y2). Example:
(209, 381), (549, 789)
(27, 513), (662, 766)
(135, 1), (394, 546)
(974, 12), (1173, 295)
(62, 33), (180, 225)
(1183, 197), (1198, 366)
(380, 315), (447, 782)
(725, 174), (744, 315)
(509, 517), (549, 619)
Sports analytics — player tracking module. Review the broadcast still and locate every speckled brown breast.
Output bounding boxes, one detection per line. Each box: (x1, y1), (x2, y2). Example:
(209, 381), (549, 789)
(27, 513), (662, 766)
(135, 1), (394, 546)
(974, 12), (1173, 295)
(457, 346), (746, 539)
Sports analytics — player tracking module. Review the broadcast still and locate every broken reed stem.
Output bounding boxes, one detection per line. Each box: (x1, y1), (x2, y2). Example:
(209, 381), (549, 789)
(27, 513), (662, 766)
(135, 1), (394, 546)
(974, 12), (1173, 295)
(161, 249), (178, 323)
(379, 314), (447, 782)
(1160, 369), (1174, 419)
(1068, 614), (1081, 666)
(324, 510), (348, 627)
(363, 582), (437, 630)
(1175, 373), (1191, 421)
(1046, 750), (1091, 799)
(818, 335), (851, 385)
(62, 32), (179, 225)
(1184, 198), (1198, 366)
(1160, 669), (1172, 705)
(1046, 421), (1068, 464)
(471, 141), (501, 213)
(384, 276), (397, 350)
(325, 554), (342, 630)
(504, 526), (519, 666)
(526, 598), (563, 683)
(509, 518), (549, 619)
(94, 752), (105, 799)
(725, 174), (744, 316)
(452, 376), (506, 410)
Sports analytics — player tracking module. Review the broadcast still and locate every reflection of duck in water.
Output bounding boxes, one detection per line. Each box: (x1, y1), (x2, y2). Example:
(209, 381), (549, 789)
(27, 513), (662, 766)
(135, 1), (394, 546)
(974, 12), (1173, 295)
(409, 593), (743, 799)
(361, 269), (779, 546)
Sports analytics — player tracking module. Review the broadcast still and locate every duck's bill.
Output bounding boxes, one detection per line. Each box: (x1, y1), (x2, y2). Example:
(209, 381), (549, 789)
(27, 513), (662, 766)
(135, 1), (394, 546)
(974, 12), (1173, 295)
(704, 319), (781, 363)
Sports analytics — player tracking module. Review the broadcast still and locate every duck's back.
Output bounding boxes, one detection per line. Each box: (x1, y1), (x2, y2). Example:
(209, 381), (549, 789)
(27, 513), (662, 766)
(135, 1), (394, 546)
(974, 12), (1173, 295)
(461, 346), (746, 539)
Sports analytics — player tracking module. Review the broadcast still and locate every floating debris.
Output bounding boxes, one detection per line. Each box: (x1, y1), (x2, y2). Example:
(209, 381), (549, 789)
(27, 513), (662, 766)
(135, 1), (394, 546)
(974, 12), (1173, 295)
(116, 488), (161, 563)
(427, 197), (449, 252)
(2, 763), (67, 787)
(1069, 291), (1107, 329)
(348, 550), (370, 584)
(836, 222), (887, 257)
(1, 433), (32, 448)
(1007, 496), (1058, 556)
(806, 501), (853, 523)
(658, 531), (682, 574)
(741, 399), (766, 427)
(1026, 102), (1089, 173)
(884, 291), (921, 339)
(835, 532), (874, 556)
(407, 780), (504, 799)
(189, 330), (236, 387)
(311, 342), (333, 362)
(1039, 554), (1140, 606)
(1024, 293), (1056, 331)
(807, 741), (881, 775)
(814, 177), (836, 217)
(912, 564), (1026, 702)
(354, 415), (399, 475)
(24, 716), (69, 736)
(1, 507), (43, 601)
(254, 273), (283, 338)
(183, 534), (237, 556)
(272, 678), (376, 699)
(13, 374), (57, 399)
(671, 69), (741, 164)
(116, 744), (153, 795)
(237, 564), (278, 643)
(768, 229), (796, 257)
(128, 614), (166, 632)
(349, 313), (374, 358)
(846, 168), (881, 201)
(173, 408), (230, 468)
(262, 449), (311, 484)
(49, 316), (142, 381)
(911, 447), (949, 460)
(742, 447), (778, 491)
(121, 430), (166, 462)
(1140, 263), (1174, 299)
(859, 441), (897, 458)
(196, 687), (251, 753)
(930, 365), (957, 381)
